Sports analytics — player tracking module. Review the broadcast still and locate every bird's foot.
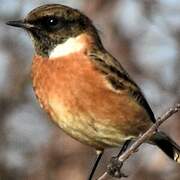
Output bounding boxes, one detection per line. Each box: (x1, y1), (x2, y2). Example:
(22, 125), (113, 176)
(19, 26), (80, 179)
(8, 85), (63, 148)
(107, 156), (128, 178)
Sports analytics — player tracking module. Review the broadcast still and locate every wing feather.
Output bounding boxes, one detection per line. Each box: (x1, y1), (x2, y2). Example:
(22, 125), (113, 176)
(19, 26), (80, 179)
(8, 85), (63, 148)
(89, 50), (156, 123)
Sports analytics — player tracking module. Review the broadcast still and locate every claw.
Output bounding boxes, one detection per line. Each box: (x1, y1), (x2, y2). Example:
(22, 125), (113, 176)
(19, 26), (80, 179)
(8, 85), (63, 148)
(107, 157), (128, 178)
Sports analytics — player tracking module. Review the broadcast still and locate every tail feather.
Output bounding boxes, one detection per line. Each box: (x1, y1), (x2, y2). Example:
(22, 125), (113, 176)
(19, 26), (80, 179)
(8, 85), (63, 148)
(152, 132), (180, 163)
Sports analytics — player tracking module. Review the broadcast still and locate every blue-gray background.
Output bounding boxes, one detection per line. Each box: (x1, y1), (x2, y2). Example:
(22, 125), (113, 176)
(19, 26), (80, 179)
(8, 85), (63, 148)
(0, 0), (180, 179)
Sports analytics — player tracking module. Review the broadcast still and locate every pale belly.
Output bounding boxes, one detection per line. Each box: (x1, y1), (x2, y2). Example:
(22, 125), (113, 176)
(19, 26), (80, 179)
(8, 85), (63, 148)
(48, 98), (135, 150)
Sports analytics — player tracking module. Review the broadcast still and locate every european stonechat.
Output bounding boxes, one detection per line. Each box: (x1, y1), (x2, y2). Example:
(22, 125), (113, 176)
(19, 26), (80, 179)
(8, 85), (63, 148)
(6, 4), (180, 179)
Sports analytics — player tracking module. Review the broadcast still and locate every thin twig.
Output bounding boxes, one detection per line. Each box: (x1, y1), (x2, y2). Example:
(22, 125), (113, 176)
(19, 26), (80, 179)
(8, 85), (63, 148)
(97, 104), (180, 180)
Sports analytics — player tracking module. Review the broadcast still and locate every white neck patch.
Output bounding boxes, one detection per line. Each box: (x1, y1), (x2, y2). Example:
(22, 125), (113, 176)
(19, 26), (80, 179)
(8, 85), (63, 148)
(49, 36), (87, 59)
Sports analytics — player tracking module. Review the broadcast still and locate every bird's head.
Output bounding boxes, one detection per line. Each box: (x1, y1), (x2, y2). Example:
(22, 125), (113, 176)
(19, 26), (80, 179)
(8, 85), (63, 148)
(7, 4), (102, 57)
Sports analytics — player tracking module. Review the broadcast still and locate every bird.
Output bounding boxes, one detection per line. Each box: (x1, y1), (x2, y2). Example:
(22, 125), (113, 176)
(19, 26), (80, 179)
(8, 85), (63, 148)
(7, 4), (180, 180)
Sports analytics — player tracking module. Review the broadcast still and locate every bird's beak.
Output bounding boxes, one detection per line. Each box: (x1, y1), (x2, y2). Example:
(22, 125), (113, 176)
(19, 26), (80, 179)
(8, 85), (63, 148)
(6, 20), (35, 29)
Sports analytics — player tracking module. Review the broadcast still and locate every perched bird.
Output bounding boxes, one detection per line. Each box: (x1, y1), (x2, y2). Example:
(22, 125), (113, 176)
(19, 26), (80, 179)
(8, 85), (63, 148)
(7, 4), (180, 179)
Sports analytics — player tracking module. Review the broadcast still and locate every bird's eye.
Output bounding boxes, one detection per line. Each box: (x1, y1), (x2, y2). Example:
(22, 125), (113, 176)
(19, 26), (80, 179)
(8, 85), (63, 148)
(45, 17), (58, 27)
(39, 16), (63, 31)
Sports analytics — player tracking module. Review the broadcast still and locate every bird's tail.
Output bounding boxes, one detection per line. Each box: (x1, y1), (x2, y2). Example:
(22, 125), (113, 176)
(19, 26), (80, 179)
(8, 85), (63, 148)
(152, 131), (180, 163)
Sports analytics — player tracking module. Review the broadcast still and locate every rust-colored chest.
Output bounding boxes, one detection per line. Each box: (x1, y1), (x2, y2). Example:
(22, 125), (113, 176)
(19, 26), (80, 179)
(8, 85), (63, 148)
(31, 53), (113, 118)
(31, 53), (151, 149)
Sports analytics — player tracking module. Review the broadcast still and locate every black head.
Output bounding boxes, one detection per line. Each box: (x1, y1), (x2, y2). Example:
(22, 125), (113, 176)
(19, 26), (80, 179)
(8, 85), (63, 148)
(6, 4), (102, 57)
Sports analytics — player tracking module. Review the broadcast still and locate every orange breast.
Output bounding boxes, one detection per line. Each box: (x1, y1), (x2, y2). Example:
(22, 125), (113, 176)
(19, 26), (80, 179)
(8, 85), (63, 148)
(31, 53), (151, 149)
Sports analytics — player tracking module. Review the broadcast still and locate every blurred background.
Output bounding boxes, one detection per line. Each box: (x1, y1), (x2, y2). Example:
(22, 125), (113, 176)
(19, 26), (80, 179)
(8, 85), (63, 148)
(0, 0), (180, 179)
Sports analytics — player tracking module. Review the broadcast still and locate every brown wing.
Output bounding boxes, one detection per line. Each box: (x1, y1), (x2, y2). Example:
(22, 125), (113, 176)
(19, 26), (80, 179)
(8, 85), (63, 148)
(89, 50), (156, 123)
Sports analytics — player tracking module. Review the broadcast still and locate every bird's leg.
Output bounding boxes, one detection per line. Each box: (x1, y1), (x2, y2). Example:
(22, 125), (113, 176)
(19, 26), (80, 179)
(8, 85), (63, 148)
(88, 150), (103, 180)
(117, 139), (132, 157)
(107, 140), (132, 178)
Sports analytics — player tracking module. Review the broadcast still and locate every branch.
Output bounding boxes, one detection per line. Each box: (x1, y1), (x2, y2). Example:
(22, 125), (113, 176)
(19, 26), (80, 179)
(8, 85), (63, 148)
(98, 104), (180, 180)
